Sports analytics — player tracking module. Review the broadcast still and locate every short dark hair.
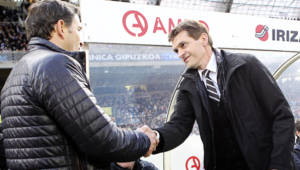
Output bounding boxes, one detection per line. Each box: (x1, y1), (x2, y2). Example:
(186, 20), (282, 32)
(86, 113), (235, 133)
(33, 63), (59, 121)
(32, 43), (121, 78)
(168, 20), (213, 47)
(25, 0), (80, 40)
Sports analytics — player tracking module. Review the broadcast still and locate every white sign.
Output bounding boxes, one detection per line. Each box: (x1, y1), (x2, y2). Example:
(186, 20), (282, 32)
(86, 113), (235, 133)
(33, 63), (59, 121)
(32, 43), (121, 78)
(80, 0), (300, 52)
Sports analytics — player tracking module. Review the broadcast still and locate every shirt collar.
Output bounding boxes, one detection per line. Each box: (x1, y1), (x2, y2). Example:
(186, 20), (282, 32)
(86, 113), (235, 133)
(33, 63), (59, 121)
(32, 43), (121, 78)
(198, 52), (217, 80)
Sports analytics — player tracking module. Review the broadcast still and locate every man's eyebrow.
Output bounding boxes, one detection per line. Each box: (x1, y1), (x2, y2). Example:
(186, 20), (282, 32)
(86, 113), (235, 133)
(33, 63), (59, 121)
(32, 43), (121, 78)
(173, 41), (185, 53)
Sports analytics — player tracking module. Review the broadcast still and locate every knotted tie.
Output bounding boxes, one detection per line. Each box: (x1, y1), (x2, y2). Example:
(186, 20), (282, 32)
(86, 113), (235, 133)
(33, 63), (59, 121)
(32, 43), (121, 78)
(202, 69), (220, 102)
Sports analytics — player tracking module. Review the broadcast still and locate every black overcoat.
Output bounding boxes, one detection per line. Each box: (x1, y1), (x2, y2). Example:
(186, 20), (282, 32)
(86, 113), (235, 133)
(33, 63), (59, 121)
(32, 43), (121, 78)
(156, 49), (295, 170)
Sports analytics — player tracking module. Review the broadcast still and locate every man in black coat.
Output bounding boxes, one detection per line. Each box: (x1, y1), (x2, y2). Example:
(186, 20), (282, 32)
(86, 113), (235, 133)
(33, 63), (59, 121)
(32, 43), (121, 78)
(0, 0), (158, 169)
(148, 20), (295, 170)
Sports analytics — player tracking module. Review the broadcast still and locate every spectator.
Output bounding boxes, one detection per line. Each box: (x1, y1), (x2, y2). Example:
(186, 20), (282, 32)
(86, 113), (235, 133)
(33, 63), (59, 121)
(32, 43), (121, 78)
(294, 121), (300, 169)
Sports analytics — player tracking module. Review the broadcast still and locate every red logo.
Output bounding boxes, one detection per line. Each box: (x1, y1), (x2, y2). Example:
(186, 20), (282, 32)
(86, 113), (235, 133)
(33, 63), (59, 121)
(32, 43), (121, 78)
(255, 25), (269, 41)
(122, 10), (148, 37)
(186, 156), (200, 170)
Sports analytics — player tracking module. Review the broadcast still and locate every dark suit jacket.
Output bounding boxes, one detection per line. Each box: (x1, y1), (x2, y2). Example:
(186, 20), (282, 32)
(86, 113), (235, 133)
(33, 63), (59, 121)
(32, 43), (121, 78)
(155, 49), (295, 170)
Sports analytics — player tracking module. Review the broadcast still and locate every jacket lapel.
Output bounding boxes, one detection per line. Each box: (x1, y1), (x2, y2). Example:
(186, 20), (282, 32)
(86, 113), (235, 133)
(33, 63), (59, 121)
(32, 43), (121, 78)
(181, 69), (210, 115)
(181, 69), (215, 139)
(196, 75), (210, 114)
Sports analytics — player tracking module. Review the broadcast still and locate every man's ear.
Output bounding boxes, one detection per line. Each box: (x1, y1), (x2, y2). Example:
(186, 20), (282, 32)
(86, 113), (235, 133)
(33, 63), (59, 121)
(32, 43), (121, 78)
(199, 33), (209, 45)
(55, 19), (65, 39)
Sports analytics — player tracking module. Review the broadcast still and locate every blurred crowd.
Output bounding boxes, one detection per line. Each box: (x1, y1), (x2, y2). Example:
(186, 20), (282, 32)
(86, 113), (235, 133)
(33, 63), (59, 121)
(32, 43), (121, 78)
(96, 86), (200, 134)
(96, 86), (171, 128)
(0, 23), (27, 51)
(0, 6), (28, 51)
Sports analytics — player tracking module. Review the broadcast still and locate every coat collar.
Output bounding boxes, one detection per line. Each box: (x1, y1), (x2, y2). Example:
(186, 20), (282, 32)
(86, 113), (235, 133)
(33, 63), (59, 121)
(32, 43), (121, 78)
(28, 37), (86, 70)
(181, 48), (247, 90)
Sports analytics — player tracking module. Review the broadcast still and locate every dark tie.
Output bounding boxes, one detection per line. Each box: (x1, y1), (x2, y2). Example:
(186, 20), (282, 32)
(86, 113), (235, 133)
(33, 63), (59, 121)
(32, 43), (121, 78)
(202, 69), (220, 102)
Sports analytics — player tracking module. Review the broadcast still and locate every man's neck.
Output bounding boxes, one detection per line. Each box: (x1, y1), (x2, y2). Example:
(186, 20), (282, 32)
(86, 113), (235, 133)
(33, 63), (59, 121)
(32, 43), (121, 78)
(200, 46), (213, 70)
(49, 38), (67, 51)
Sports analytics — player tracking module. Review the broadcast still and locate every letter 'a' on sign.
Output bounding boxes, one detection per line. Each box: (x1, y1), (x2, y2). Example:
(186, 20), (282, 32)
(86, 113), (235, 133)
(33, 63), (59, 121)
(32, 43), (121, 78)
(185, 156), (200, 170)
(122, 10), (148, 37)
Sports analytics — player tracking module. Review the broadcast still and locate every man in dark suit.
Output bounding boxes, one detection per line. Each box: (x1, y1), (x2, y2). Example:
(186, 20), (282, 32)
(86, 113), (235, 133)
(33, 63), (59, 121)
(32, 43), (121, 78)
(147, 19), (295, 170)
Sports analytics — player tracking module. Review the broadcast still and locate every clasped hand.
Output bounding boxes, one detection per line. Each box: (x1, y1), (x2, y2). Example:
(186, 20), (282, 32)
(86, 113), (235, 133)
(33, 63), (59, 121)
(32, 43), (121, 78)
(137, 125), (159, 157)
(116, 125), (159, 169)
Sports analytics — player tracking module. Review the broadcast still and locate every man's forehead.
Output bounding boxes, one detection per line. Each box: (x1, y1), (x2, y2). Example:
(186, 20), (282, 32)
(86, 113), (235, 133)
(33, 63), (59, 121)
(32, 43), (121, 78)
(173, 31), (188, 41)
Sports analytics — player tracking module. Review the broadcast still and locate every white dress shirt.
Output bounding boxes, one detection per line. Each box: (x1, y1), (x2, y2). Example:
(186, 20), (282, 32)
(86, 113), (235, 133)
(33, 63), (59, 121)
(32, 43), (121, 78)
(198, 52), (221, 98)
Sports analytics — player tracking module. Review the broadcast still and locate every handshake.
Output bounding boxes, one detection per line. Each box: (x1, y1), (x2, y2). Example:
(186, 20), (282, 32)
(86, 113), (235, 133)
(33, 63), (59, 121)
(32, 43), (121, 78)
(137, 125), (160, 157)
(116, 125), (159, 170)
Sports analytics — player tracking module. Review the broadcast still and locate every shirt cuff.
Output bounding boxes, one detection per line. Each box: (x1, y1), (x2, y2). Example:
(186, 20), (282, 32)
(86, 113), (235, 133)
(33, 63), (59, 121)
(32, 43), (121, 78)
(153, 130), (160, 141)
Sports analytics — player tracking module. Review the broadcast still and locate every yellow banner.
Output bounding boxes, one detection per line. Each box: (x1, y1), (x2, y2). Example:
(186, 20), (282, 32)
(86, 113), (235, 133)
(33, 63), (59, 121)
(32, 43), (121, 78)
(102, 107), (112, 116)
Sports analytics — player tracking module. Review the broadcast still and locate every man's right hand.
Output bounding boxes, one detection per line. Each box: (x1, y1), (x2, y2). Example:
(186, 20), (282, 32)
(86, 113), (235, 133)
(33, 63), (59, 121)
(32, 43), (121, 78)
(137, 125), (159, 157)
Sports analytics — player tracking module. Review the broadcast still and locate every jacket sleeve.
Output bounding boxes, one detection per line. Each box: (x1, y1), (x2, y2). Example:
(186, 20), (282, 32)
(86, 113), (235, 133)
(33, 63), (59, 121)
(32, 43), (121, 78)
(154, 89), (195, 153)
(34, 54), (150, 163)
(247, 56), (295, 170)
